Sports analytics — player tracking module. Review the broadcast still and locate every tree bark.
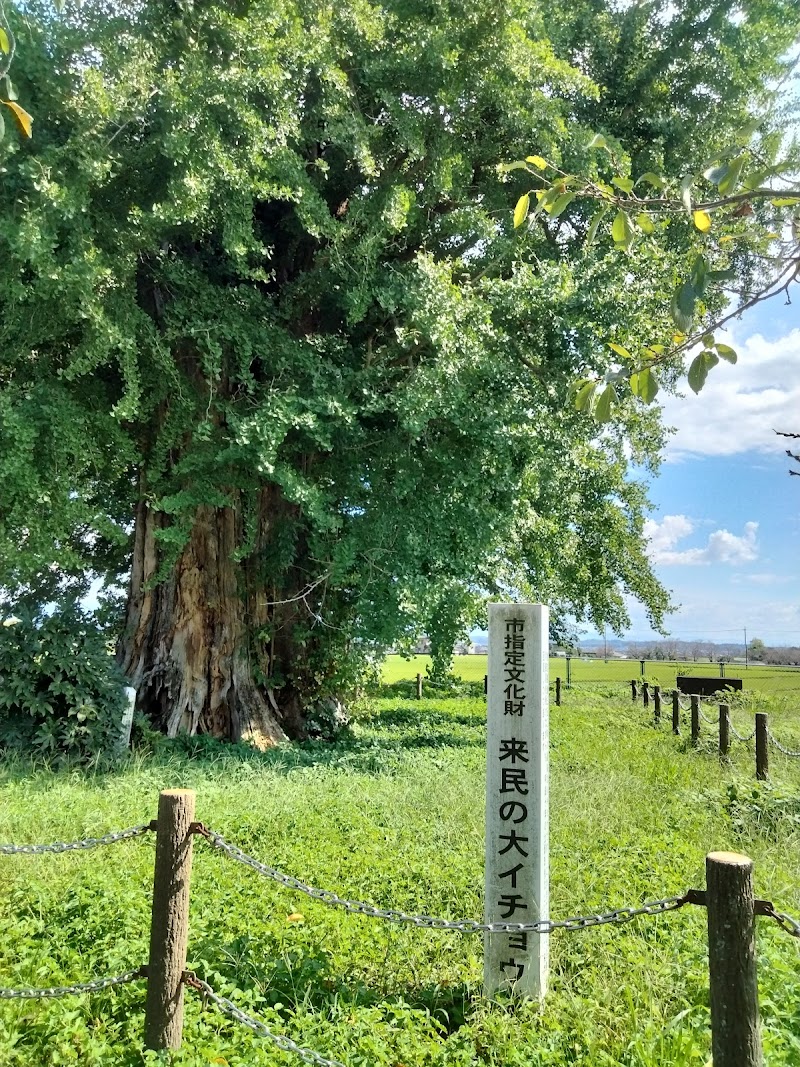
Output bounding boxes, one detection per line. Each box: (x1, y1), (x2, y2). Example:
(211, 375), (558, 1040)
(117, 481), (313, 746)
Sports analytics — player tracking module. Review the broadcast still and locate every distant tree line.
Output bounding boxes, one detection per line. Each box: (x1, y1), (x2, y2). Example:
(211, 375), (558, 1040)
(619, 638), (800, 666)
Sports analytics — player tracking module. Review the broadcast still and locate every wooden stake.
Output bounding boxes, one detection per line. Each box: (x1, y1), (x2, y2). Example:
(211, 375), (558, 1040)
(416, 672), (423, 699)
(642, 681), (650, 708)
(706, 852), (763, 1067)
(719, 703), (730, 761)
(631, 679), (637, 701)
(755, 713), (768, 781)
(555, 677), (561, 706)
(144, 789), (196, 1051)
(672, 691), (680, 735)
(691, 695), (700, 746)
(653, 685), (661, 724)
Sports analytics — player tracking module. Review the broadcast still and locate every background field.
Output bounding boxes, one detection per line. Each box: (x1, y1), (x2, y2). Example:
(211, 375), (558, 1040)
(1, 685), (800, 1065)
(383, 654), (800, 694)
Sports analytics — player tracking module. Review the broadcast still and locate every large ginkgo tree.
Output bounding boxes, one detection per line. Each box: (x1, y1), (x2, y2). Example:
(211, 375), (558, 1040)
(1, 0), (798, 742)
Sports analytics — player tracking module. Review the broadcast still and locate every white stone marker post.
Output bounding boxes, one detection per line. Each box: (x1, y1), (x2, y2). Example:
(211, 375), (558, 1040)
(116, 687), (137, 754)
(484, 603), (549, 999)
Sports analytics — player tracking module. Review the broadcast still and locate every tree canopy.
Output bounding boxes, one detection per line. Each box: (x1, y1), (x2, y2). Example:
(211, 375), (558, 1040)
(0, 0), (798, 741)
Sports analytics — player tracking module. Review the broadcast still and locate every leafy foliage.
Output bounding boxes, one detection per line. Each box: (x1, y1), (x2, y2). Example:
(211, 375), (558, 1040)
(504, 39), (800, 416)
(0, 606), (127, 760)
(1, 0), (798, 730)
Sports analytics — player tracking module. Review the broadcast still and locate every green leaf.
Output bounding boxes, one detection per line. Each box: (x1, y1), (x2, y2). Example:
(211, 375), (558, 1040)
(608, 342), (632, 360)
(612, 176), (634, 194)
(687, 350), (719, 394)
(670, 281), (696, 332)
(586, 206), (610, 246)
(715, 343), (737, 364)
(705, 268), (736, 282)
(0, 28), (9, 55)
(630, 368), (659, 404)
(717, 155), (745, 196)
(702, 333), (714, 347)
(690, 254), (708, 293)
(587, 134), (609, 150)
(680, 175), (693, 214)
(1, 76), (17, 102)
(594, 383), (617, 422)
(636, 172), (665, 190)
(636, 212), (654, 234)
(526, 155), (547, 169)
(611, 210), (634, 250)
(548, 192), (576, 218)
(770, 196), (800, 207)
(513, 193), (530, 229)
(572, 380), (596, 413)
(742, 169), (770, 191)
(54, 0), (66, 11)
(0, 109), (5, 143)
(703, 163), (729, 187)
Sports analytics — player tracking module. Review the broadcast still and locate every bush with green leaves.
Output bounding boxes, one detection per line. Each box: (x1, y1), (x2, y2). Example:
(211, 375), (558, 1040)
(0, 605), (127, 760)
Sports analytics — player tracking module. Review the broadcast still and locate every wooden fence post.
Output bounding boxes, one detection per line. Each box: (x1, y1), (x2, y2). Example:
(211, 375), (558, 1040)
(484, 674), (488, 697)
(416, 673), (423, 699)
(144, 789), (196, 1051)
(691, 695), (700, 746)
(706, 852), (763, 1067)
(755, 713), (768, 781)
(642, 681), (650, 708)
(653, 685), (661, 724)
(672, 690), (680, 735)
(555, 677), (562, 706)
(631, 679), (637, 701)
(719, 703), (730, 761)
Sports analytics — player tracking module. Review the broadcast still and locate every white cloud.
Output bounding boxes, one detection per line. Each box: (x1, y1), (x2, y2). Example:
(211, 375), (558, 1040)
(733, 572), (793, 586)
(660, 327), (800, 459)
(644, 515), (759, 566)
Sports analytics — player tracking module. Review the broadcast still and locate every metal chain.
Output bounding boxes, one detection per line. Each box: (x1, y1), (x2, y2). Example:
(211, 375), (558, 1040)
(184, 973), (346, 1067)
(767, 730), (800, 758)
(0, 968), (145, 1000)
(764, 908), (800, 939)
(0, 823), (155, 855)
(196, 827), (689, 933)
(699, 708), (720, 725)
(730, 722), (756, 743)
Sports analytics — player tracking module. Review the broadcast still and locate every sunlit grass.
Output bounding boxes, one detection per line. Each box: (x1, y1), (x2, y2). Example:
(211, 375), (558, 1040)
(1, 687), (798, 1065)
(383, 654), (800, 694)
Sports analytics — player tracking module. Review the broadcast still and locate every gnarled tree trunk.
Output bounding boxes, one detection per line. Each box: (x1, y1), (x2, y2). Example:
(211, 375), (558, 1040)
(117, 484), (313, 746)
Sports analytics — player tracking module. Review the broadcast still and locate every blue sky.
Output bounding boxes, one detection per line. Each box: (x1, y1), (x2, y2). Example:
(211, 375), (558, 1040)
(611, 296), (800, 645)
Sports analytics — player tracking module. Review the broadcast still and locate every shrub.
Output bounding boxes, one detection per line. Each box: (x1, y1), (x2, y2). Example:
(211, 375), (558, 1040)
(0, 604), (127, 761)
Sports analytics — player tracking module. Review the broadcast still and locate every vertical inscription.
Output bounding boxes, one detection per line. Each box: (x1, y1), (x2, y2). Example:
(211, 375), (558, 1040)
(485, 604), (549, 999)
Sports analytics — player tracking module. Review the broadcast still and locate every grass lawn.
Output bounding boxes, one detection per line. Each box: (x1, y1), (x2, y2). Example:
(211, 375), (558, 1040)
(384, 654), (800, 694)
(1, 687), (799, 1065)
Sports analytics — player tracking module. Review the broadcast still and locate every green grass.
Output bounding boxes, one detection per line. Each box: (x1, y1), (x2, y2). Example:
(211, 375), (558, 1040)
(1, 689), (799, 1065)
(384, 654), (800, 693)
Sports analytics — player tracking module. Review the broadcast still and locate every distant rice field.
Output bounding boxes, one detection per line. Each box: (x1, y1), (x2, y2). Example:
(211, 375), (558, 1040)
(382, 654), (800, 693)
